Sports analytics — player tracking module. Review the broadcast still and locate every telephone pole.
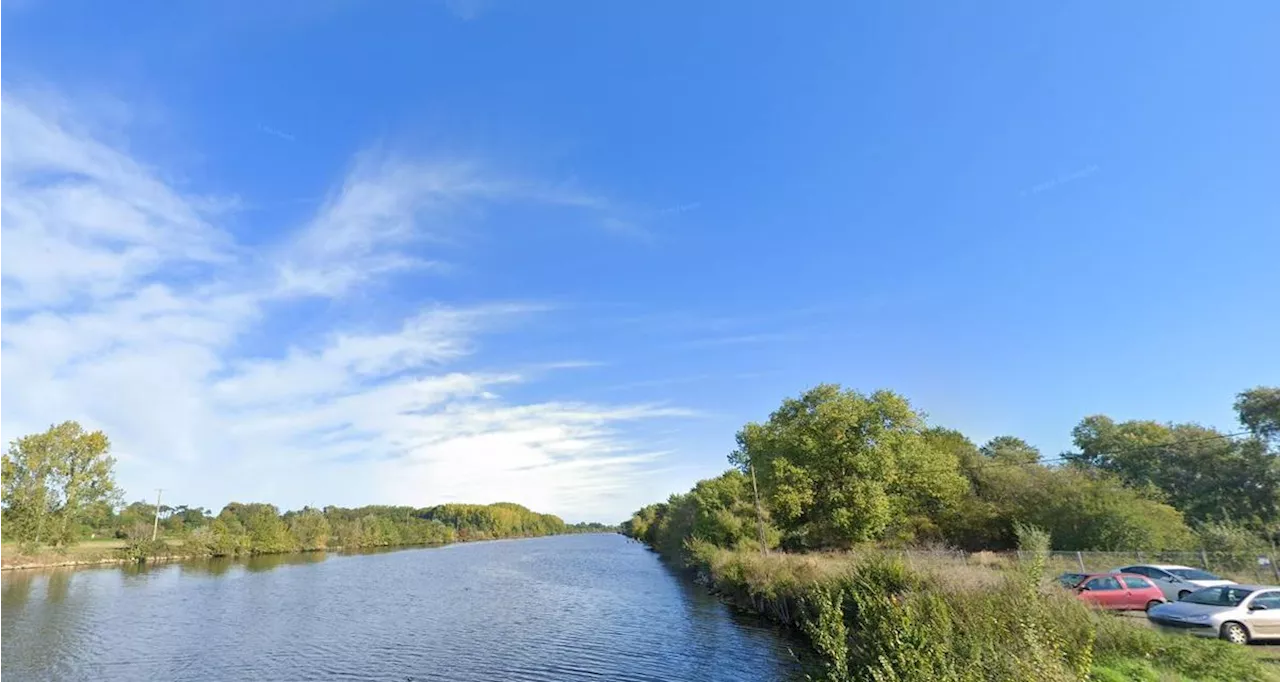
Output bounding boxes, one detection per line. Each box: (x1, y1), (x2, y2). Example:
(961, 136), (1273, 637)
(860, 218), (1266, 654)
(749, 460), (768, 555)
(151, 488), (164, 542)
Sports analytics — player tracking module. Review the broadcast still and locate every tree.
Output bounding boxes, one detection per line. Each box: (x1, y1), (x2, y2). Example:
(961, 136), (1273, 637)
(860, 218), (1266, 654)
(163, 505), (211, 534)
(731, 385), (967, 548)
(671, 470), (779, 553)
(1236, 386), (1280, 444)
(980, 436), (1040, 465)
(1067, 415), (1279, 526)
(1, 422), (120, 546)
(285, 507), (332, 551)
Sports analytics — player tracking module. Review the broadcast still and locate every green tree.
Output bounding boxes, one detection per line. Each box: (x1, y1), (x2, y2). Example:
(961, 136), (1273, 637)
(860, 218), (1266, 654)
(1236, 386), (1280, 443)
(217, 503), (296, 554)
(1067, 415), (1279, 525)
(937, 432), (1193, 551)
(1, 422), (120, 546)
(731, 385), (967, 548)
(286, 507), (332, 550)
(923, 428), (983, 475)
(686, 469), (779, 551)
(980, 436), (1040, 465)
(116, 500), (157, 538)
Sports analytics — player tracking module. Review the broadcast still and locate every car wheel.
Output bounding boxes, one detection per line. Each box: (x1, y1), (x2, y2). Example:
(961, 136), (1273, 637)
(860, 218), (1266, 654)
(1178, 590), (1192, 600)
(1145, 600), (1162, 612)
(1220, 621), (1250, 645)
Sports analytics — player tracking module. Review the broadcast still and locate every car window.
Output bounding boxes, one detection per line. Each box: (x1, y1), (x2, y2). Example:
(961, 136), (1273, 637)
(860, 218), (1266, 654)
(1057, 573), (1086, 587)
(1183, 586), (1255, 606)
(1121, 576), (1151, 589)
(1250, 592), (1280, 610)
(1085, 576), (1122, 591)
(1167, 568), (1222, 581)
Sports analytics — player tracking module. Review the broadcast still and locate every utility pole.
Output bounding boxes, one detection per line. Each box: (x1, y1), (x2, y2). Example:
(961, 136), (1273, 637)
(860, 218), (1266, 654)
(749, 460), (768, 555)
(151, 488), (163, 542)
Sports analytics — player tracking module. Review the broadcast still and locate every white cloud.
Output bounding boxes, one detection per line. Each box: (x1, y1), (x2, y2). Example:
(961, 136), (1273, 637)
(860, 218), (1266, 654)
(2, 95), (231, 309)
(0, 92), (684, 521)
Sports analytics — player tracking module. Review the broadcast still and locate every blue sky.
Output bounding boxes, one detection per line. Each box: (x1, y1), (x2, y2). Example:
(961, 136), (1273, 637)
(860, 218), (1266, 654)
(3, 1), (1278, 522)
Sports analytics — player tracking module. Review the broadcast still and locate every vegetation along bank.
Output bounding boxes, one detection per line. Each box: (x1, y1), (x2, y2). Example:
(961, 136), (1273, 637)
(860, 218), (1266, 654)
(622, 384), (1280, 682)
(2, 421), (614, 570)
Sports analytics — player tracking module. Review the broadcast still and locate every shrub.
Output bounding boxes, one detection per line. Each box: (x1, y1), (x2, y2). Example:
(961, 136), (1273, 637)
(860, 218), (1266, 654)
(675, 545), (1276, 682)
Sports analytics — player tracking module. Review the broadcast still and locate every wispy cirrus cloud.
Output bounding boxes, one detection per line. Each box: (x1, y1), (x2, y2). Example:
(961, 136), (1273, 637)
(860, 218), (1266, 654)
(676, 331), (798, 349)
(0, 90), (685, 520)
(256, 123), (297, 142)
(1023, 164), (1100, 196)
(442, 0), (490, 21)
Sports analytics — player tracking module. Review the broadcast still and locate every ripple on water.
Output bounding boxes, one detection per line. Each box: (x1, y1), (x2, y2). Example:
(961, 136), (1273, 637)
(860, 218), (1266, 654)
(2, 535), (807, 682)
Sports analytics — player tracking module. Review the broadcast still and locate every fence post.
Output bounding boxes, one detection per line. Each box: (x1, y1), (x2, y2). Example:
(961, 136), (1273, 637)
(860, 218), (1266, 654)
(1200, 548), (1210, 570)
(1136, 550), (1143, 563)
(1076, 551), (1086, 573)
(1271, 556), (1280, 583)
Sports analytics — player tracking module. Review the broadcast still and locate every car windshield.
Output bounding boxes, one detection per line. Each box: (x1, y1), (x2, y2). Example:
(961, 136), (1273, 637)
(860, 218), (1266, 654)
(1058, 573), (1086, 587)
(1181, 586), (1255, 607)
(1168, 568), (1222, 581)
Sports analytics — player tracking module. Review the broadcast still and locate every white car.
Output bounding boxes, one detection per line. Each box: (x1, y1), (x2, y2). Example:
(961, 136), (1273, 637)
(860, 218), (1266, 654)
(1148, 585), (1280, 643)
(1111, 564), (1234, 601)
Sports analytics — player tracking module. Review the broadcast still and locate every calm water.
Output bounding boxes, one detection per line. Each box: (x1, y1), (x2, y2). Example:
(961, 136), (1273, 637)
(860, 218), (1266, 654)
(2, 534), (807, 681)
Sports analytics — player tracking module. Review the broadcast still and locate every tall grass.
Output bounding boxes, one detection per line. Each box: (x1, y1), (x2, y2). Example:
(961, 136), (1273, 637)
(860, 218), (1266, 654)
(684, 540), (1275, 682)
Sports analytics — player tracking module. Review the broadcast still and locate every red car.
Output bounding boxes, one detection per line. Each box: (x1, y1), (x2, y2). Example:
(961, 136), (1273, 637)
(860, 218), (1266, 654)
(1072, 572), (1167, 611)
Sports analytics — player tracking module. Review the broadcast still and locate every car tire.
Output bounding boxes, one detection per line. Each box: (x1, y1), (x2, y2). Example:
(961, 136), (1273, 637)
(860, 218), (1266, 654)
(1145, 600), (1162, 612)
(1178, 590), (1192, 600)
(1220, 621), (1250, 645)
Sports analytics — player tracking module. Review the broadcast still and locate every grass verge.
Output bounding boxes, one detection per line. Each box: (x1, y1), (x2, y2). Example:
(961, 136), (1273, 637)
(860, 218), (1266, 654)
(684, 540), (1277, 682)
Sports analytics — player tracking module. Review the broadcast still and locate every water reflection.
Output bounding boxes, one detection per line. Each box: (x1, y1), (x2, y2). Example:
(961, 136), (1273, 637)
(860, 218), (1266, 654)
(3, 535), (809, 682)
(179, 556), (235, 577)
(45, 571), (72, 604)
(1, 571), (35, 608)
(244, 550), (327, 572)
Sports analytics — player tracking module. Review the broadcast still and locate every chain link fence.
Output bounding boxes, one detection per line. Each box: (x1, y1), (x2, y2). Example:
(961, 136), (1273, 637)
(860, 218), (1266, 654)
(878, 549), (1280, 585)
(1044, 550), (1280, 584)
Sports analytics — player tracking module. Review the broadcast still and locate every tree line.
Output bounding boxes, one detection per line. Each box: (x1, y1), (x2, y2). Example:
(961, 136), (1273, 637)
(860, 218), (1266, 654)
(624, 385), (1280, 556)
(1, 421), (611, 557)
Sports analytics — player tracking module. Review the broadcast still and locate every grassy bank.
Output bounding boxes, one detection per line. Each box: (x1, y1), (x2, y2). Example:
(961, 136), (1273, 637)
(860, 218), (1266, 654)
(675, 540), (1277, 682)
(1, 530), (617, 572)
(1, 539), (192, 571)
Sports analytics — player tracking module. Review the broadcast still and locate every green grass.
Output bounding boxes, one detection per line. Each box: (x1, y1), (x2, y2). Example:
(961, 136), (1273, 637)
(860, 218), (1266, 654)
(684, 542), (1278, 682)
(1, 538), (184, 569)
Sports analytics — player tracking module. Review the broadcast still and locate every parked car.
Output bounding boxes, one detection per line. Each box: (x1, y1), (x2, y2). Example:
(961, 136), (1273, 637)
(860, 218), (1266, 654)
(1073, 573), (1167, 611)
(1147, 585), (1280, 644)
(1056, 572), (1087, 589)
(1111, 564), (1234, 601)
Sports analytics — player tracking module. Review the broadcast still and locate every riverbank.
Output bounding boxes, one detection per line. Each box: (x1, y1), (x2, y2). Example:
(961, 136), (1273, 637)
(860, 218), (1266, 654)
(1, 531), (618, 572)
(1, 539), (180, 571)
(660, 540), (1278, 682)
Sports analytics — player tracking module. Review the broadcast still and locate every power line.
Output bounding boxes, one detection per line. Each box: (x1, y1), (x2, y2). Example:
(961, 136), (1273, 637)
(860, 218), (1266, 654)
(914, 429), (1257, 478)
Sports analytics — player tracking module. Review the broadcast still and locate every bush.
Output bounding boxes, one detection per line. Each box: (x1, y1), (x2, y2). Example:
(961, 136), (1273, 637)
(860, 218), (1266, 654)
(118, 538), (171, 563)
(677, 545), (1275, 682)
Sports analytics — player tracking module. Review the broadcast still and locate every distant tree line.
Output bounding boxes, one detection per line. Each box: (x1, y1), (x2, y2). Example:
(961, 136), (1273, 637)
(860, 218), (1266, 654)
(1, 422), (608, 557)
(564, 521), (618, 533)
(624, 385), (1280, 557)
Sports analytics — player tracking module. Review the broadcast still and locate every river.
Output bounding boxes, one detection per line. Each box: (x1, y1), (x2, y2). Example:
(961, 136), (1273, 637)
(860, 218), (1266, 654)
(1, 533), (808, 681)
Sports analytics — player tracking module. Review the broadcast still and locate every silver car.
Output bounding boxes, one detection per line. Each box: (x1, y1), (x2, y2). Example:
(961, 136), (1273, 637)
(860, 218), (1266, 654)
(1112, 564), (1234, 601)
(1147, 585), (1280, 644)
